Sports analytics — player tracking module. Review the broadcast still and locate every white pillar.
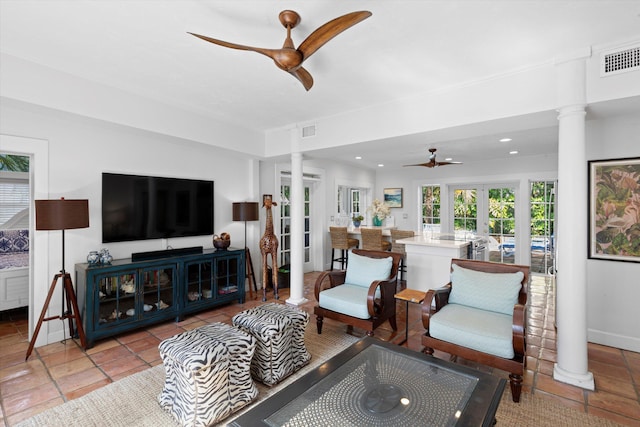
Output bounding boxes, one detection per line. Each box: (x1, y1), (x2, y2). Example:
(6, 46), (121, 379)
(287, 143), (307, 305)
(553, 52), (594, 390)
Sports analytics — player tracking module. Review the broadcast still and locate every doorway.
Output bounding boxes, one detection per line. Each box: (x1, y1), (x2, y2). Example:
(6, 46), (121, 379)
(530, 180), (556, 274)
(279, 175), (321, 274)
(1, 134), (49, 344)
(0, 154), (31, 314)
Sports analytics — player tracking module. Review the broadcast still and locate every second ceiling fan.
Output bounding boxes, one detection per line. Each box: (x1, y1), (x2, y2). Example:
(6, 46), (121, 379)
(404, 148), (463, 168)
(189, 10), (372, 91)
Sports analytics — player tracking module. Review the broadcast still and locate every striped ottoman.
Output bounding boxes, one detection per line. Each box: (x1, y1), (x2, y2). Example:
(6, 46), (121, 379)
(158, 322), (257, 427)
(232, 303), (311, 386)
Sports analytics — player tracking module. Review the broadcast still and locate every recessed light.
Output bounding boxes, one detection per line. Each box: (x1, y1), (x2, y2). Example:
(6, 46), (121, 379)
(378, 163), (384, 167)
(500, 138), (512, 142)
(355, 156), (362, 160)
(445, 157), (453, 161)
(509, 150), (519, 155)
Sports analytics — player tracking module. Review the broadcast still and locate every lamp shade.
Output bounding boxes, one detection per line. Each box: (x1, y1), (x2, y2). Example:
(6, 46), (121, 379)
(35, 199), (89, 230)
(232, 202), (259, 222)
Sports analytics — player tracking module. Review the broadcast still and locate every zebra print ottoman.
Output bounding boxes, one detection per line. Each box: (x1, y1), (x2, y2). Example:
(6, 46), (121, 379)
(158, 322), (258, 427)
(232, 303), (311, 386)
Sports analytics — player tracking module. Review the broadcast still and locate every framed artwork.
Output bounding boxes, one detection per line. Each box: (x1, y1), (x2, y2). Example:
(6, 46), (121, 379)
(383, 188), (403, 208)
(588, 157), (640, 262)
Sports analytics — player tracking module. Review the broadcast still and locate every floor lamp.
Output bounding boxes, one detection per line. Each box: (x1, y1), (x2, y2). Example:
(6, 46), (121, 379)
(26, 198), (89, 360)
(232, 202), (259, 299)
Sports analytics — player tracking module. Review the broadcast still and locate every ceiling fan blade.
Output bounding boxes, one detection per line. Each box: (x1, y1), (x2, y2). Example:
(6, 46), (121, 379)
(297, 11), (372, 61)
(289, 66), (314, 91)
(188, 32), (278, 60)
(436, 161), (463, 166)
(403, 162), (436, 168)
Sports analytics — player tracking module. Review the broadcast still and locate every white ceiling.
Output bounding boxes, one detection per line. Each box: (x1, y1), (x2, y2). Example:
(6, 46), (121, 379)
(1, 1), (640, 169)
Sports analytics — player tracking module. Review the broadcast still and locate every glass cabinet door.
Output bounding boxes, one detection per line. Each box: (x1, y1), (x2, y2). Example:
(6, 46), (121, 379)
(185, 260), (214, 306)
(96, 271), (137, 328)
(216, 256), (239, 296)
(141, 265), (176, 317)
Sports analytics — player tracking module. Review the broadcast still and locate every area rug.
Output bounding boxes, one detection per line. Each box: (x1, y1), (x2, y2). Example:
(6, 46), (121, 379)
(16, 322), (622, 427)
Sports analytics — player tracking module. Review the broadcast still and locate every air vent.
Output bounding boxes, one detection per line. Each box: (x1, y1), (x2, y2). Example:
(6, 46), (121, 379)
(301, 124), (316, 138)
(600, 44), (640, 77)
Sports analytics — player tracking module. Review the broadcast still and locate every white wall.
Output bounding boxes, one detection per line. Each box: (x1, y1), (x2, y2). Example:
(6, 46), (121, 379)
(585, 113), (640, 352)
(1, 99), (257, 346)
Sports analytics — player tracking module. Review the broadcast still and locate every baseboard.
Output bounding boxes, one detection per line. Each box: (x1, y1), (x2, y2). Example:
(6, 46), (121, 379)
(131, 246), (203, 262)
(588, 328), (640, 352)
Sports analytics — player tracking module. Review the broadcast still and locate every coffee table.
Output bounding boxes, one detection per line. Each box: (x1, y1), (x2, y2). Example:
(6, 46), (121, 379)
(229, 337), (505, 426)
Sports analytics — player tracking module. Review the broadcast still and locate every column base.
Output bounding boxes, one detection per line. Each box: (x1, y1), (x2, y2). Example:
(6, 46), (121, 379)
(285, 296), (308, 306)
(553, 363), (595, 390)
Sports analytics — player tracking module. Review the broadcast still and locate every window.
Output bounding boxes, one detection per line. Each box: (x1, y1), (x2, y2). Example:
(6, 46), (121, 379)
(336, 185), (368, 223)
(421, 185), (441, 233)
(0, 155), (30, 229)
(350, 189), (361, 218)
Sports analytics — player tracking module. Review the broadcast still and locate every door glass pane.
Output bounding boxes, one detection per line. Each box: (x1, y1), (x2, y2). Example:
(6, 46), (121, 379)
(488, 187), (516, 264)
(530, 181), (556, 274)
(279, 183), (312, 265)
(351, 189), (361, 217)
(280, 184), (291, 266)
(453, 189), (477, 237)
(421, 185), (441, 234)
(304, 185), (310, 263)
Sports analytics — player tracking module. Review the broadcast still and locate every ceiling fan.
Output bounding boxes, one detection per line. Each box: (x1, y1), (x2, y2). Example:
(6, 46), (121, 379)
(404, 148), (463, 168)
(188, 10), (372, 91)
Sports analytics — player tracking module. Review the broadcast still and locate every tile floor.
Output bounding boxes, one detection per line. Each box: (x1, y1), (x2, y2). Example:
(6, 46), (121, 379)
(0, 272), (639, 426)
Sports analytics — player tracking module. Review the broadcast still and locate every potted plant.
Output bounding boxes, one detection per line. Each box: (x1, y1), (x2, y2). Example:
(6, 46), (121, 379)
(352, 214), (364, 228)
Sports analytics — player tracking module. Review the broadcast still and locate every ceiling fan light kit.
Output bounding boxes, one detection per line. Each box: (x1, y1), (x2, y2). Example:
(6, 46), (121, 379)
(404, 148), (463, 168)
(188, 10), (372, 91)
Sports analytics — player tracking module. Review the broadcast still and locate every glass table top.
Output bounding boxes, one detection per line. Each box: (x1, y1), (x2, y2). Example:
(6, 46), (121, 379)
(230, 337), (505, 427)
(266, 344), (477, 426)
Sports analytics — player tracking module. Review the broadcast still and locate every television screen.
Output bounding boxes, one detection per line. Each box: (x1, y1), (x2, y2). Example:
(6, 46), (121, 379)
(102, 173), (214, 243)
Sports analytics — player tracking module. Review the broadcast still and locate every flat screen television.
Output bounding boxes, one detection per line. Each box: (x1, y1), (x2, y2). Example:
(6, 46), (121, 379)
(102, 172), (214, 243)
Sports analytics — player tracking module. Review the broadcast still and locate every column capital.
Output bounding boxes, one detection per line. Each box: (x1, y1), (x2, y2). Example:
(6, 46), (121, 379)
(556, 104), (587, 120)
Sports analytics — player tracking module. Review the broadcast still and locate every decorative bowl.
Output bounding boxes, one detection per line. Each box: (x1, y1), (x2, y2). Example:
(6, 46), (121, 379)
(213, 233), (231, 250)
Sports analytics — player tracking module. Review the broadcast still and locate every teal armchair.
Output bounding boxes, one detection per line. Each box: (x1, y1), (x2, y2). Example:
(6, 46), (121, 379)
(421, 258), (530, 402)
(314, 249), (403, 337)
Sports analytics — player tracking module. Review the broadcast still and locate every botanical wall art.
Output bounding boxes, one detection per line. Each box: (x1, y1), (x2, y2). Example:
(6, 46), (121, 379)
(588, 157), (640, 262)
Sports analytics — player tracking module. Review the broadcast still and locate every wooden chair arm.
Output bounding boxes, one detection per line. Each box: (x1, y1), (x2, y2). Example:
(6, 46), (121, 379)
(313, 270), (346, 301)
(366, 278), (396, 317)
(512, 303), (526, 355)
(421, 284), (452, 329)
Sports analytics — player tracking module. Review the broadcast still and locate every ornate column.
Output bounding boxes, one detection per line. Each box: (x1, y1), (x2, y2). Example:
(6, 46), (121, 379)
(287, 134), (307, 305)
(553, 51), (594, 390)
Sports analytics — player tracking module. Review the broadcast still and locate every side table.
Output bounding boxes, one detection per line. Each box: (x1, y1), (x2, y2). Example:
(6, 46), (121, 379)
(394, 288), (426, 345)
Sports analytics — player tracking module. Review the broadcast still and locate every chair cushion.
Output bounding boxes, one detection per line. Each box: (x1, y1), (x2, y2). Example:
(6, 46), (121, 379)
(430, 304), (515, 359)
(318, 284), (379, 319)
(344, 251), (392, 288)
(449, 263), (523, 315)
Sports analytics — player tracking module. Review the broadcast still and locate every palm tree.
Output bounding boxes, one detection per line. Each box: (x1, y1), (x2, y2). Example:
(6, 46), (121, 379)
(0, 154), (29, 172)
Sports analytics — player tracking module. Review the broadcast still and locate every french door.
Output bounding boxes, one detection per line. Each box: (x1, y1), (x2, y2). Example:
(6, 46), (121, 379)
(451, 184), (517, 263)
(280, 180), (314, 273)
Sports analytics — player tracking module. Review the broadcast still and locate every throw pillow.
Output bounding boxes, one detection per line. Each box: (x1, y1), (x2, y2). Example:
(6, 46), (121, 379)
(344, 251), (393, 288)
(449, 263), (524, 315)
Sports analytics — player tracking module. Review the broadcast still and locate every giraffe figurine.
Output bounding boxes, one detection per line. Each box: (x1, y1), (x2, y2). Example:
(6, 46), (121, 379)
(260, 194), (279, 301)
